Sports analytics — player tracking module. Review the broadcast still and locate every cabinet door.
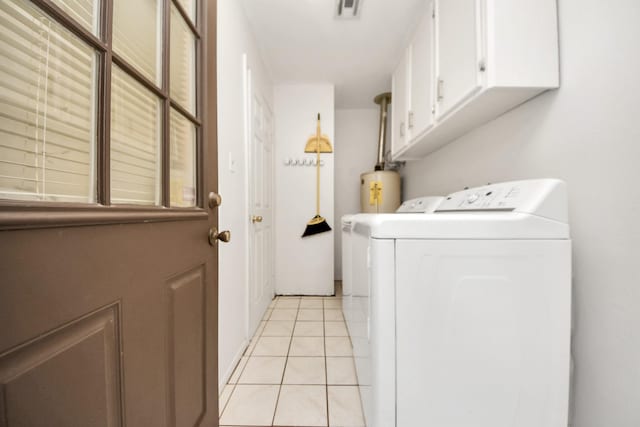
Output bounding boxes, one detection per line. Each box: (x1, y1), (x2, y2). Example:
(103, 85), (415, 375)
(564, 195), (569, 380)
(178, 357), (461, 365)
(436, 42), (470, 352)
(436, 0), (482, 119)
(408, 3), (435, 139)
(391, 50), (409, 156)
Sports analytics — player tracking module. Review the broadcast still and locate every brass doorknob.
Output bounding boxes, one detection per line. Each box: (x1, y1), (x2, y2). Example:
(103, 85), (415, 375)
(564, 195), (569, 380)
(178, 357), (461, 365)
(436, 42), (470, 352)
(251, 215), (263, 223)
(209, 228), (231, 245)
(208, 192), (222, 209)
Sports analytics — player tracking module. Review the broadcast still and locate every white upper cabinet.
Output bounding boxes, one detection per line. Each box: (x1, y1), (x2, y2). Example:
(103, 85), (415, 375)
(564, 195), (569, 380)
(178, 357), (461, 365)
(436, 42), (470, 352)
(407, 4), (435, 141)
(435, 0), (481, 119)
(391, 0), (559, 160)
(391, 49), (409, 155)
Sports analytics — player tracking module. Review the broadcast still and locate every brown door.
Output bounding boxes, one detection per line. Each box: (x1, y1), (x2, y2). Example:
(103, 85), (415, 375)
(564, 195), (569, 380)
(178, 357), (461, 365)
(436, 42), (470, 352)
(0, 1), (219, 426)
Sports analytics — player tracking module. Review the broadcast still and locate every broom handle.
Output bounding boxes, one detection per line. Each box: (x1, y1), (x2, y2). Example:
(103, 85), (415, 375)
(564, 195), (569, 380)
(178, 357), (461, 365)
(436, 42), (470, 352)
(316, 115), (321, 216)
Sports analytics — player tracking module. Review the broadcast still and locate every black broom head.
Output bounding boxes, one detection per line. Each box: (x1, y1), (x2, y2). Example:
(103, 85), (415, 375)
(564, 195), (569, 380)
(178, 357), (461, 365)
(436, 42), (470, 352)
(302, 215), (332, 237)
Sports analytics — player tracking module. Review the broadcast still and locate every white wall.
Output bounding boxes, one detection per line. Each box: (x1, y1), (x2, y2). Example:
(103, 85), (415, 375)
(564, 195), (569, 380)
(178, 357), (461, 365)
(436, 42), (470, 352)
(401, 0), (640, 425)
(334, 109), (379, 279)
(217, 0), (273, 389)
(274, 84), (335, 295)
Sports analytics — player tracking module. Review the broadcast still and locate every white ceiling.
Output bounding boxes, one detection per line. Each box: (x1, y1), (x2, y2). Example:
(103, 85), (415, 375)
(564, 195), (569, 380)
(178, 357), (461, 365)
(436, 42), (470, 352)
(239, 0), (426, 108)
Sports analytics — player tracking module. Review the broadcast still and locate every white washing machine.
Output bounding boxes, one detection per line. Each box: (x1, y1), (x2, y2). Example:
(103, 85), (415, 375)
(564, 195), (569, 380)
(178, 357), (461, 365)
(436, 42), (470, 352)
(354, 179), (572, 427)
(341, 215), (356, 297)
(341, 196), (443, 298)
(342, 196), (444, 413)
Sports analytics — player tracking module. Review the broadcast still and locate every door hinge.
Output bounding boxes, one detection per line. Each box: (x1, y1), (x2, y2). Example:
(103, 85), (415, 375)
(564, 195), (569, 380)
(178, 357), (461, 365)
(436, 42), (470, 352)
(408, 111), (414, 129)
(479, 59), (486, 72)
(437, 78), (444, 102)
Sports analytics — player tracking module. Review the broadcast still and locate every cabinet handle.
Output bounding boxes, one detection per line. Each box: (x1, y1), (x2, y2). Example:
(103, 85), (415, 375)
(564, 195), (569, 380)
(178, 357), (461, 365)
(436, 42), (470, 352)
(408, 111), (414, 129)
(437, 79), (444, 102)
(400, 121), (405, 137)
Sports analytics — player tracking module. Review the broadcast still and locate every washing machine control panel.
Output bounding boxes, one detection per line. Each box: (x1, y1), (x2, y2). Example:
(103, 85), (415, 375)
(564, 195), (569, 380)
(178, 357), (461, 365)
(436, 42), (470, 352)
(396, 196), (444, 213)
(435, 179), (565, 216)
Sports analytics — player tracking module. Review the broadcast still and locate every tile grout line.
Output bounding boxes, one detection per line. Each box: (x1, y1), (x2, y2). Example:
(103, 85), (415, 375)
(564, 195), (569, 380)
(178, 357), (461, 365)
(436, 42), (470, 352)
(270, 296), (300, 427)
(323, 298), (330, 427)
(220, 297), (276, 419)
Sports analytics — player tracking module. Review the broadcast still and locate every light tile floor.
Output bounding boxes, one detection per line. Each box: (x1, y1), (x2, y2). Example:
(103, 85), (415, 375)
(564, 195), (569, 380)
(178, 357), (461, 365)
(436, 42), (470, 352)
(219, 293), (365, 427)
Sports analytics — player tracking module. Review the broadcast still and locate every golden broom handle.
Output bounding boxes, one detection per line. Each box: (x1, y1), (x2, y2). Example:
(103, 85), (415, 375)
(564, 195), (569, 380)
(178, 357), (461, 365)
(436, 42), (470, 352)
(316, 115), (321, 216)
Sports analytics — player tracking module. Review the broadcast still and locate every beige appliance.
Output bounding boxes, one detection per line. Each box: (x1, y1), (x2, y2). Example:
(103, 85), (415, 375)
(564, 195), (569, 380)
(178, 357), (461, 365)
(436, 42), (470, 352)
(360, 170), (401, 213)
(360, 92), (401, 213)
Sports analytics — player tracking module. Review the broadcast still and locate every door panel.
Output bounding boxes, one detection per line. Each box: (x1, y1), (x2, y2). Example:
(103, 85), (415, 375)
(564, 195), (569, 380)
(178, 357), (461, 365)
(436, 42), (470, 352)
(0, 218), (218, 427)
(0, 304), (121, 427)
(436, 0), (482, 119)
(167, 266), (206, 427)
(247, 61), (274, 334)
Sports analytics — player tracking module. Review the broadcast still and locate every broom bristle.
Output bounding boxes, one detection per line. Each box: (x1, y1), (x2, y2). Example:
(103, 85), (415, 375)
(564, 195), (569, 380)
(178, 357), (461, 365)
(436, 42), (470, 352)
(302, 215), (332, 237)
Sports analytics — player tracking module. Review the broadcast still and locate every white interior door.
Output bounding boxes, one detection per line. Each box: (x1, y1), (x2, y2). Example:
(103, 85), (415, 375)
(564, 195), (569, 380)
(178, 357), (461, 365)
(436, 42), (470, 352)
(246, 64), (274, 333)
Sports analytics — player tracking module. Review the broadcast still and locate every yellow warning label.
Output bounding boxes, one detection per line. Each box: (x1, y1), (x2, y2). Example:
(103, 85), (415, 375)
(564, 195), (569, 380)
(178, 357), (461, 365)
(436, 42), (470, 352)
(369, 181), (383, 206)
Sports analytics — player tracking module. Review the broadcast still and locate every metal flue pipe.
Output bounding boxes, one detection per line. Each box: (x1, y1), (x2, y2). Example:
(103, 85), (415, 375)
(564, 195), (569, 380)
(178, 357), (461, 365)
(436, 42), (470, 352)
(374, 92), (392, 171)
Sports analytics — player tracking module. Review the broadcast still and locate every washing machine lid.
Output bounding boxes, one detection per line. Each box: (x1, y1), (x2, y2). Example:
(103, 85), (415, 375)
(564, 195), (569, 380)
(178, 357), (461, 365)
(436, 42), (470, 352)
(354, 179), (570, 240)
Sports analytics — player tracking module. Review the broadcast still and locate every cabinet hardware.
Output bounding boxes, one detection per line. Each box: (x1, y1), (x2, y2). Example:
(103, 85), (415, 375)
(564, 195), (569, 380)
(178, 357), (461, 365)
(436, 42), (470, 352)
(437, 79), (444, 101)
(408, 111), (414, 128)
(479, 60), (486, 72)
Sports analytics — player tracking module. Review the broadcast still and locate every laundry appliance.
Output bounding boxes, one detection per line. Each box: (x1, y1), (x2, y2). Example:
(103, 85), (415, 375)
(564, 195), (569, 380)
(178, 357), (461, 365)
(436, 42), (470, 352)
(353, 179), (572, 427)
(341, 196), (443, 297)
(342, 195), (443, 405)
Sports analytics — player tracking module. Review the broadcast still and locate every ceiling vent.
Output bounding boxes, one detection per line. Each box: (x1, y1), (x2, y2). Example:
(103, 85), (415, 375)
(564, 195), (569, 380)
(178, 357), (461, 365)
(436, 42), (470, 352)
(336, 0), (362, 19)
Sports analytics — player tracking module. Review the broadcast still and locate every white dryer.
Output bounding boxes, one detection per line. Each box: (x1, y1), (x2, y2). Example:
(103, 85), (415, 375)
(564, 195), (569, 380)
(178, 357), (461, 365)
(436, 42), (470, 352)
(354, 179), (572, 427)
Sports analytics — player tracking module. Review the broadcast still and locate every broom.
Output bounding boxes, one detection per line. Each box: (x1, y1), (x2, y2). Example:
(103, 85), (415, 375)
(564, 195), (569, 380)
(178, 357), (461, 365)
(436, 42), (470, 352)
(302, 114), (332, 237)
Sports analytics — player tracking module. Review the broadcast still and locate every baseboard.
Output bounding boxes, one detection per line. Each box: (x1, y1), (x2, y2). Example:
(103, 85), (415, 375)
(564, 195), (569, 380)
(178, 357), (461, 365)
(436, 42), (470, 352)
(219, 339), (249, 393)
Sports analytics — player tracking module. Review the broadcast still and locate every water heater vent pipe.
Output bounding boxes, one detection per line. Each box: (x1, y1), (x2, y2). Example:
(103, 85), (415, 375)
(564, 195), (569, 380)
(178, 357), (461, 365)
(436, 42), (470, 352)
(374, 92), (392, 171)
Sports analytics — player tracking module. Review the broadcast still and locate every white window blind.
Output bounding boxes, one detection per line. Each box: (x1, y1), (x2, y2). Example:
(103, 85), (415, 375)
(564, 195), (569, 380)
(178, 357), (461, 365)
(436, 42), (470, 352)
(170, 108), (195, 207)
(0, 0), (97, 203)
(169, 4), (195, 114)
(112, 0), (162, 86)
(51, 0), (99, 35)
(110, 65), (161, 205)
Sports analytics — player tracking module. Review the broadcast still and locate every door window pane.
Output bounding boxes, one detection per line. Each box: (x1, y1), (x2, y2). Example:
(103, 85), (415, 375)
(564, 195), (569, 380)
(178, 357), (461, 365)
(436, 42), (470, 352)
(170, 109), (196, 207)
(0, 0), (97, 203)
(170, 5), (195, 114)
(112, 0), (162, 85)
(111, 66), (161, 205)
(51, 0), (100, 35)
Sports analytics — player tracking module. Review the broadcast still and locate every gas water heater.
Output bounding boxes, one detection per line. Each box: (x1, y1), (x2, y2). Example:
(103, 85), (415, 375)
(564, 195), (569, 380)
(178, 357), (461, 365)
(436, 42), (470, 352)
(360, 92), (401, 213)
